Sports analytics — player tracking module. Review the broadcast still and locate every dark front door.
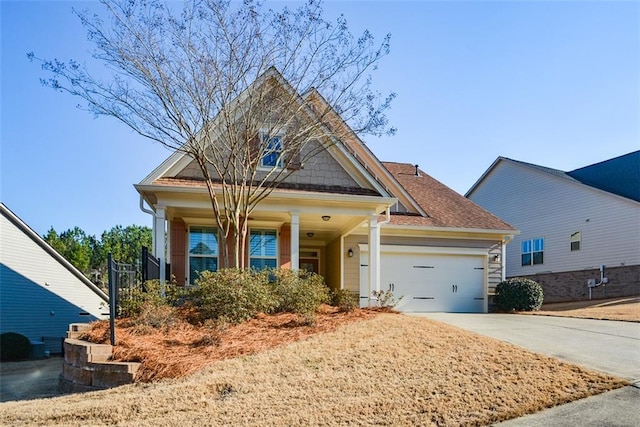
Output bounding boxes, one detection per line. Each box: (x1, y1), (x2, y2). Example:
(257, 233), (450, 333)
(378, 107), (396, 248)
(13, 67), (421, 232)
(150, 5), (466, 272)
(300, 258), (319, 274)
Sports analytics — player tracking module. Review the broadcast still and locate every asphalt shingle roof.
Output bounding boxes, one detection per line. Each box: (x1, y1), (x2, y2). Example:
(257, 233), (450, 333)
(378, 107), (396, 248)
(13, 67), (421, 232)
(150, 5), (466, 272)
(382, 162), (516, 230)
(567, 151), (639, 202)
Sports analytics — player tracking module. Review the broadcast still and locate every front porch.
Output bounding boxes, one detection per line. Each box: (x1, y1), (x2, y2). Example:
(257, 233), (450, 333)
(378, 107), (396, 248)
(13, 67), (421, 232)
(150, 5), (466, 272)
(140, 188), (396, 303)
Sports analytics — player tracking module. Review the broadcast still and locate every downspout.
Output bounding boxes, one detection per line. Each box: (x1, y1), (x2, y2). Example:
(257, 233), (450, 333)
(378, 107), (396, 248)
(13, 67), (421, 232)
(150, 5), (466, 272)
(380, 207), (391, 227)
(139, 195), (156, 251)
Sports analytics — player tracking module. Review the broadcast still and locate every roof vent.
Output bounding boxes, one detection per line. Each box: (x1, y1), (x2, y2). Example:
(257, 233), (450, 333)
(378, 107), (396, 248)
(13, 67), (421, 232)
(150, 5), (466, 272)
(414, 164), (420, 177)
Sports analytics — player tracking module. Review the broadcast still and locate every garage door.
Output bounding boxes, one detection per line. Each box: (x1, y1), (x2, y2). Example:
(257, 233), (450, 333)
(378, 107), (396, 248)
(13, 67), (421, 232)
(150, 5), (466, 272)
(360, 247), (486, 313)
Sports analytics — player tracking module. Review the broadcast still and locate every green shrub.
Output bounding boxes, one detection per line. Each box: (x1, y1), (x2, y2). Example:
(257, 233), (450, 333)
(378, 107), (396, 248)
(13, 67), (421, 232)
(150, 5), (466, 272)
(269, 269), (331, 323)
(331, 288), (359, 312)
(494, 277), (544, 311)
(186, 269), (277, 324)
(0, 332), (32, 361)
(125, 303), (181, 332)
(118, 279), (182, 318)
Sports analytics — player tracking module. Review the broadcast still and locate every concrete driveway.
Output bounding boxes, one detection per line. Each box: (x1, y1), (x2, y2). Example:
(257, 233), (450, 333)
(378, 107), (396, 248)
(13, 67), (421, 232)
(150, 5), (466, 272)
(416, 313), (640, 426)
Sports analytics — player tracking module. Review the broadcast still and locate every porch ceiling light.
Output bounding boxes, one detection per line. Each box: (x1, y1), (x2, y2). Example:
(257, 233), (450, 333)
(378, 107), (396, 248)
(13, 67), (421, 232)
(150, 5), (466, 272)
(307, 232), (314, 238)
(322, 215), (331, 221)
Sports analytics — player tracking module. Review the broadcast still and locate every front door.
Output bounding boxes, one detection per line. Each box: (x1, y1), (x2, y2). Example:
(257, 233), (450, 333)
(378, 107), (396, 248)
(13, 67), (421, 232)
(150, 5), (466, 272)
(300, 258), (319, 274)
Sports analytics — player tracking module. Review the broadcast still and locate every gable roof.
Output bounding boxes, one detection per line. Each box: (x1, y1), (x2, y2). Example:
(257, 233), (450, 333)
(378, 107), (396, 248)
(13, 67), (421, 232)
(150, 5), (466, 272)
(382, 162), (516, 231)
(566, 151), (639, 202)
(0, 203), (109, 303)
(137, 68), (396, 202)
(466, 151), (640, 203)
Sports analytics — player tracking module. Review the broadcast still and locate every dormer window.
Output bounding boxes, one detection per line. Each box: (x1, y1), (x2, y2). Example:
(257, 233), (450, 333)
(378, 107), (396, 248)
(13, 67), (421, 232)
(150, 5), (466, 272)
(260, 133), (283, 168)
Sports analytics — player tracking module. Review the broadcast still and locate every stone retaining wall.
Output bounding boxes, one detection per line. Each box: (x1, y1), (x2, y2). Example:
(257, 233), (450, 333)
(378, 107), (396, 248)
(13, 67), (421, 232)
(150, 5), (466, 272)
(515, 264), (640, 303)
(59, 323), (140, 393)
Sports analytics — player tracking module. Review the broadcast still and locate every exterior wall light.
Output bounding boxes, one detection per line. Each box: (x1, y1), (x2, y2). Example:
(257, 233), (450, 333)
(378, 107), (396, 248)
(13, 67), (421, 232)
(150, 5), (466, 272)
(348, 248), (354, 258)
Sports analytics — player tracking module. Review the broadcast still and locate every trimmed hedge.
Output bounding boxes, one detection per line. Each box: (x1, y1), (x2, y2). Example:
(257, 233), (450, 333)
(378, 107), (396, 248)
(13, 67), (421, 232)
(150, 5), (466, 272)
(269, 269), (330, 322)
(494, 277), (544, 311)
(0, 332), (32, 361)
(187, 269), (277, 324)
(331, 288), (358, 312)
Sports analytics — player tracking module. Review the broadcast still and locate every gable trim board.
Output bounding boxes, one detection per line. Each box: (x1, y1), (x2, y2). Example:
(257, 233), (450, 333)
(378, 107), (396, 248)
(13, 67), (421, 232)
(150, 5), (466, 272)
(467, 154), (640, 302)
(136, 70), (517, 312)
(0, 203), (109, 343)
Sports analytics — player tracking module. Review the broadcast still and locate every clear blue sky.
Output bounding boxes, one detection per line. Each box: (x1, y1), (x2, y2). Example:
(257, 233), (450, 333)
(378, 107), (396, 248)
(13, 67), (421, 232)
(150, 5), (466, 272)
(2, 0), (638, 238)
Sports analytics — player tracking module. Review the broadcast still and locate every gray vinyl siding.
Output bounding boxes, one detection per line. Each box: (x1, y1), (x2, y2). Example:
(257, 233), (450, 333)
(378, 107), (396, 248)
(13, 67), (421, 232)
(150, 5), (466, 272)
(0, 209), (108, 342)
(469, 160), (640, 278)
(176, 139), (363, 190)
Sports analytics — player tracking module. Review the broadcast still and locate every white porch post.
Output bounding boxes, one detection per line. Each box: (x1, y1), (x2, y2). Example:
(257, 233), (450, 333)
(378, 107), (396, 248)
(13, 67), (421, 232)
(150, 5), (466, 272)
(290, 213), (300, 271)
(501, 241), (507, 281)
(368, 215), (380, 307)
(154, 207), (166, 283)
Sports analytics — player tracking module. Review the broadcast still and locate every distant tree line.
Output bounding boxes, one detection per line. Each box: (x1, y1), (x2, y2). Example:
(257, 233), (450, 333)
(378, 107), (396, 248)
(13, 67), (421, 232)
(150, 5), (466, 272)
(43, 225), (152, 288)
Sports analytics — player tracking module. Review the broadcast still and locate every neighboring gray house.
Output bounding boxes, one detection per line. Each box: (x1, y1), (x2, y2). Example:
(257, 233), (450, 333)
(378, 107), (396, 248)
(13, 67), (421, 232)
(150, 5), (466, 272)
(0, 203), (109, 353)
(466, 151), (640, 302)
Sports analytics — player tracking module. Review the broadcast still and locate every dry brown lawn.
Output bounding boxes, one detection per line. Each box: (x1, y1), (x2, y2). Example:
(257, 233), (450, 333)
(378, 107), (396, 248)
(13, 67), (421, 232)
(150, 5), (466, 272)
(519, 296), (640, 322)
(0, 308), (626, 427)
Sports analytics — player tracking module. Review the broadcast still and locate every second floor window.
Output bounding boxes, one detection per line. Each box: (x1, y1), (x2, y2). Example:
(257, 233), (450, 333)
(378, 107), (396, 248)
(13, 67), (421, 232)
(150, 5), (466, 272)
(571, 231), (581, 251)
(260, 134), (283, 168)
(521, 238), (544, 266)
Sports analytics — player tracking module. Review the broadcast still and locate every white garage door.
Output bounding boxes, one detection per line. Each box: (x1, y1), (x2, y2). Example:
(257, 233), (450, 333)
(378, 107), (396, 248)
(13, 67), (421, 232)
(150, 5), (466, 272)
(360, 247), (486, 313)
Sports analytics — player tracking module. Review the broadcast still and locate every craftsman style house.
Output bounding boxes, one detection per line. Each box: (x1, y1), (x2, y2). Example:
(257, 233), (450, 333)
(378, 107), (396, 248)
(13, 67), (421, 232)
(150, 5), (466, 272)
(466, 152), (640, 302)
(136, 71), (517, 313)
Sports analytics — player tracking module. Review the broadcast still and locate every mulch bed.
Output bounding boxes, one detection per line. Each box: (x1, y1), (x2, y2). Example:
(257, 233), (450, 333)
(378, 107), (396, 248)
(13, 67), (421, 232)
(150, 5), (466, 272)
(82, 305), (382, 382)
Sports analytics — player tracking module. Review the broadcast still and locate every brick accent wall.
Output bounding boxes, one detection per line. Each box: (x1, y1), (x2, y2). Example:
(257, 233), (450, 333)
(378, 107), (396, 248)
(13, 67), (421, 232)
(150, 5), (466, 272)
(514, 264), (640, 303)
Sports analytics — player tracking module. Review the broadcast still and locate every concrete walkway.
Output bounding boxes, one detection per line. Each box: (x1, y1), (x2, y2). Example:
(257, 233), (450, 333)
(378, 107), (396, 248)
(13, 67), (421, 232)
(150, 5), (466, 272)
(0, 357), (64, 402)
(415, 313), (640, 426)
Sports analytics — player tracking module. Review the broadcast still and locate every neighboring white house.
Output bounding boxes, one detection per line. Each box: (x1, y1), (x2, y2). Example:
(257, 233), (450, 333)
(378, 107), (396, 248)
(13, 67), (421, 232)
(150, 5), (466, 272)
(136, 69), (517, 313)
(466, 152), (640, 302)
(0, 203), (109, 353)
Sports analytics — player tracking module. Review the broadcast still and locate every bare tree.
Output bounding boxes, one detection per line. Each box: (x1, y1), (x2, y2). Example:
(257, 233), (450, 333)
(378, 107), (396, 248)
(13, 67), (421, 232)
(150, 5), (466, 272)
(30, 0), (395, 268)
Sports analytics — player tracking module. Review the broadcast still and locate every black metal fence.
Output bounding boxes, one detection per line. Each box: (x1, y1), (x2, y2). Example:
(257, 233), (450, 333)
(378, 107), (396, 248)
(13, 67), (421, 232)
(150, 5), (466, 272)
(141, 246), (160, 284)
(107, 252), (141, 345)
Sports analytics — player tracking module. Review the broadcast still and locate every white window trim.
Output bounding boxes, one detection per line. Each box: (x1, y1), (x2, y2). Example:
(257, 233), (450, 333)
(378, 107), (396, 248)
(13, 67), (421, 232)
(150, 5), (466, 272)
(249, 228), (279, 269)
(188, 225), (219, 284)
(521, 237), (544, 266)
(571, 230), (581, 251)
(258, 130), (285, 170)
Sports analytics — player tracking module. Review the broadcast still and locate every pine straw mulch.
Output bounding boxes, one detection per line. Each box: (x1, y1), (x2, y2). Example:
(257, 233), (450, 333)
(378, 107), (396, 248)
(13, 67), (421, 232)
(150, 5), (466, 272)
(518, 296), (640, 322)
(81, 304), (380, 382)
(1, 313), (627, 427)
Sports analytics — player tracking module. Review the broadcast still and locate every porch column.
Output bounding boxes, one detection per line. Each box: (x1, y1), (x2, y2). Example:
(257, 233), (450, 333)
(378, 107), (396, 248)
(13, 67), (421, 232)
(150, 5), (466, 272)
(501, 241), (507, 281)
(368, 215), (380, 306)
(154, 207), (166, 283)
(290, 212), (300, 271)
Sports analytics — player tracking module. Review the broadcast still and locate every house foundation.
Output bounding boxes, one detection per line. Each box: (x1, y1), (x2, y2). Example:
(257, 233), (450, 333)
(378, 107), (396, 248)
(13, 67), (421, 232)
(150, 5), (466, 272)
(516, 264), (640, 303)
